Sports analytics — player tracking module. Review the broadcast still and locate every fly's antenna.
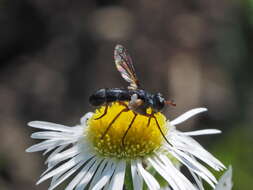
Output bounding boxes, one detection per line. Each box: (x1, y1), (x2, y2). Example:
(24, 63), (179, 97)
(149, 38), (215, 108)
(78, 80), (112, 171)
(165, 100), (176, 107)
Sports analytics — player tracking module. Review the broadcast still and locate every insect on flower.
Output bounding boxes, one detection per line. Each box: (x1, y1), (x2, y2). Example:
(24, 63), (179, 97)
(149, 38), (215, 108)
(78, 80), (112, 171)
(26, 44), (226, 190)
(89, 44), (176, 146)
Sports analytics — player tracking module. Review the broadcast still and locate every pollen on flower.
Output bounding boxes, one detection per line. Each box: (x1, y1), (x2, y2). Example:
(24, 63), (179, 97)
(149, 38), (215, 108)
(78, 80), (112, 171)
(86, 102), (168, 159)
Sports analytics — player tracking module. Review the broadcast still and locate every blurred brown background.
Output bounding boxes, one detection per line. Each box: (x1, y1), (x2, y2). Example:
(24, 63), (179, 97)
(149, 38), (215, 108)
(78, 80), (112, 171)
(0, 0), (252, 189)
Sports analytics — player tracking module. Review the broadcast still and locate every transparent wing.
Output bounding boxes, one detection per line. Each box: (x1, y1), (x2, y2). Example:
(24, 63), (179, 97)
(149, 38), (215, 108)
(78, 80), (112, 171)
(114, 44), (140, 89)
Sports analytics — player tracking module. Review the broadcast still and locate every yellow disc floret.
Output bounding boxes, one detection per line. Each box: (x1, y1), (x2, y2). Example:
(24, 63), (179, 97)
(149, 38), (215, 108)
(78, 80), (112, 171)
(86, 102), (167, 160)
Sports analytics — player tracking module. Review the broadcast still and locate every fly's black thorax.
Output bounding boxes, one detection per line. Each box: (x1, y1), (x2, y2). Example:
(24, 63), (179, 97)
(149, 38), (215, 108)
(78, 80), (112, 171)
(133, 90), (165, 112)
(131, 89), (152, 105)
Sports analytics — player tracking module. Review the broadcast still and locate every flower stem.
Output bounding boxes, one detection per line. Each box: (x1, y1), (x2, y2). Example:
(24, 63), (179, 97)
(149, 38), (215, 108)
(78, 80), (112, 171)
(124, 163), (134, 190)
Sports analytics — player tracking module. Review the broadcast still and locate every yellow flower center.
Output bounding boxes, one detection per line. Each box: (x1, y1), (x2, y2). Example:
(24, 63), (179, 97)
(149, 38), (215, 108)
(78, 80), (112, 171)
(86, 102), (167, 160)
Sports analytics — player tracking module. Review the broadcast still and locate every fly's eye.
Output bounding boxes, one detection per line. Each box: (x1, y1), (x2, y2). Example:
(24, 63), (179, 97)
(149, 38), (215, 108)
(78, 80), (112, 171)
(154, 94), (165, 111)
(158, 96), (164, 104)
(155, 93), (163, 100)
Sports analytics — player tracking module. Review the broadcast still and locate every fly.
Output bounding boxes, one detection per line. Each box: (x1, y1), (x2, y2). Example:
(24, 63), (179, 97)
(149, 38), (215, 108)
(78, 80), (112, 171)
(89, 44), (175, 146)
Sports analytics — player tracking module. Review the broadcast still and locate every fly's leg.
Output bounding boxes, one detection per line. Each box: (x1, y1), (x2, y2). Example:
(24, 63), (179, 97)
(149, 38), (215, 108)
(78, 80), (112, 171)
(122, 113), (137, 147)
(146, 109), (153, 127)
(100, 107), (129, 139)
(153, 115), (170, 145)
(118, 101), (129, 108)
(147, 116), (152, 127)
(145, 111), (170, 145)
(96, 100), (129, 121)
(94, 104), (108, 120)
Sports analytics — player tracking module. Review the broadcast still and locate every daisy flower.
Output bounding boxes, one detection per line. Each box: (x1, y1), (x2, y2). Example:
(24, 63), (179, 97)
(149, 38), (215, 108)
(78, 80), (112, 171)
(26, 103), (225, 190)
(215, 166), (233, 190)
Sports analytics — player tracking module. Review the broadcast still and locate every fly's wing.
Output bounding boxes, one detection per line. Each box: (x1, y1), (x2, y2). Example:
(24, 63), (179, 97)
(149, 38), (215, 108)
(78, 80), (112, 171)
(114, 44), (140, 89)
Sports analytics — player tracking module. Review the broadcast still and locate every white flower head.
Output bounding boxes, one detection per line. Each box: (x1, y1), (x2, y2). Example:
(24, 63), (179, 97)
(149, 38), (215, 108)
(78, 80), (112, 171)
(26, 103), (226, 190)
(215, 166), (233, 190)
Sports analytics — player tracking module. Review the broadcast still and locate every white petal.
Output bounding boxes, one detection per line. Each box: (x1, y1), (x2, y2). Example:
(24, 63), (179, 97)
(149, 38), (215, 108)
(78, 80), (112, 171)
(168, 132), (225, 170)
(136, 160), (160, 190)
(28, 121), (72, 132)
(160, 155), (197, 190)
(43, 152), (91, 179)
(43, 146), (55, 155)
(107, 161), (126, 190)
(45, 145), (69, 164)
(80, 112), (93, 125)
(103, 181), (110, 190)
(189, 169), (204, 190)
(92, 160), (116, 190)
(169, 148), (217, 187)
(148, 157), (180, 190)
(26, 139), (63, 152)
(31, 131), (73, 139)
(131, 161), (143, 190)
(48, 160), (85, 190)
(47, 152), (93, 176)
(75, 159), (102, 190)
(45, 145), (68, 164)
(170, 108), (207, 126)
(88, 159), (108, 189)
(37, 154), (84, 184)
(47, 145), (80, 163)
(152, 155), (196, 190)
(65, 157), (97, 190)
(181, 129), (221, 136)
(183, 144), (224, 171)
(215, 166), (233, 190)
(46, 153), (94, 175)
